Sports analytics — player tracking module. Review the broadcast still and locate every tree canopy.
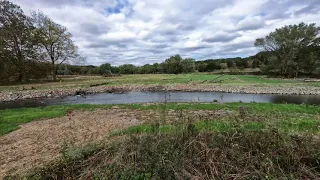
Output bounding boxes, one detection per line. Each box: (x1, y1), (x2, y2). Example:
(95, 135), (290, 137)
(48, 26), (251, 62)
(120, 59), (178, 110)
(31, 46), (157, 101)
(32, 11), (80, 80)
(255, 22), (320, 77)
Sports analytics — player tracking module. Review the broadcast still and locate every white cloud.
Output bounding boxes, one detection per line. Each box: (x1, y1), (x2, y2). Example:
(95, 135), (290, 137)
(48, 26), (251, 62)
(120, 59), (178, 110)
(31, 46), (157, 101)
(100, 31), (137, 42)
(13, 0), (320, 65)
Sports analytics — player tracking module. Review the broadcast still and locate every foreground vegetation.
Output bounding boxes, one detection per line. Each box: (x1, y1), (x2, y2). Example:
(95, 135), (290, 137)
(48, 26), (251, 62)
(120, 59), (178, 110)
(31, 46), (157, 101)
(2, 102), (319, 179)
(18, 130), (319, 179)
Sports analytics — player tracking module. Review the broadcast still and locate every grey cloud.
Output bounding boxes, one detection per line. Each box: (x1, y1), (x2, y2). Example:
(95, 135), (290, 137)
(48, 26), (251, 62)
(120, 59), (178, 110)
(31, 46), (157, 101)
(79, 23), (108, 35)
(14, 0), (320, 66)
(177, 24), (196, 31)
(222, 42), (253, 53)
(149, 49), (164, 54)
(236, 17), (265, 31)
(179, 45), (211, 52)
(294, 1), (320, 16)
(203, 33), (241, 43)
(152, 43), (169, 49)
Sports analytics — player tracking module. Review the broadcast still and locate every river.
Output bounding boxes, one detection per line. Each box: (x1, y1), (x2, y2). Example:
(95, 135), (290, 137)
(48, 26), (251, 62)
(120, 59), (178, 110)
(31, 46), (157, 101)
(1, 91), (320, 110)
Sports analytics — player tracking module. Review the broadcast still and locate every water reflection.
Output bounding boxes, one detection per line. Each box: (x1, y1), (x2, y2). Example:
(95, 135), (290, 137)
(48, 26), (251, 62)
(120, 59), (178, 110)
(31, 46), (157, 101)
(1, 91), (320, 110)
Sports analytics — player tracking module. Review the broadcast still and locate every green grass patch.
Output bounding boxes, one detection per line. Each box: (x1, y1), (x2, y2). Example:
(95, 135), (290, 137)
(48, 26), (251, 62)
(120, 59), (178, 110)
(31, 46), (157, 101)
(1, 102), (319, 136)
(112, 118), (319, 136)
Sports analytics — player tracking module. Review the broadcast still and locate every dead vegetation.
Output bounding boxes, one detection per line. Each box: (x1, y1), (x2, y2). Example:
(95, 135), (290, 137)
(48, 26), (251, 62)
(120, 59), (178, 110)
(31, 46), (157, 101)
(0, 108), (228, 178)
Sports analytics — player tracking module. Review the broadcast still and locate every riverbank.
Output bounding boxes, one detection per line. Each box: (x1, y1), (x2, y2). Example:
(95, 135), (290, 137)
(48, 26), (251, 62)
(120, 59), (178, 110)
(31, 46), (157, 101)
(2, 102), (320, 179)
(1, 83), (320, 101)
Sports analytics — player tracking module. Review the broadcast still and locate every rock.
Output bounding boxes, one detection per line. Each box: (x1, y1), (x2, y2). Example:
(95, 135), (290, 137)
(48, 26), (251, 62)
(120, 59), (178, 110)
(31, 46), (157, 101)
(22, 95), (32, 99)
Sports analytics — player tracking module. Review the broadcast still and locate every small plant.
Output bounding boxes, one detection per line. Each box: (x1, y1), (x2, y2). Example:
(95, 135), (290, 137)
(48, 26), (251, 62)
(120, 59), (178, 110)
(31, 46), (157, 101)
(238, 106), (247, 120)
(220, 94), (224, 103)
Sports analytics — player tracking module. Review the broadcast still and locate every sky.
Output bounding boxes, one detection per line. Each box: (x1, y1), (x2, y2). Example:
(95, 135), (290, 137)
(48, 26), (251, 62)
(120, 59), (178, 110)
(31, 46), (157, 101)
(12, 0), (320, 66)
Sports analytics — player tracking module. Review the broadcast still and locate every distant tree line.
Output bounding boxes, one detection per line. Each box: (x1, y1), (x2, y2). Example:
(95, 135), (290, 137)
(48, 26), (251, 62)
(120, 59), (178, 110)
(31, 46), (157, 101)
(58, 23), (320, 78)
(0, 0), (81, 83)
(56, 54), (263, 76)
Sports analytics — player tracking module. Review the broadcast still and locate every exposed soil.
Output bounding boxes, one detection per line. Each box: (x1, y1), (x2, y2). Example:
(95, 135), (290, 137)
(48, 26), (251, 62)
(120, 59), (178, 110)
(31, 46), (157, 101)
(0, 109), (142, 178)
(0, 108), (229, 178)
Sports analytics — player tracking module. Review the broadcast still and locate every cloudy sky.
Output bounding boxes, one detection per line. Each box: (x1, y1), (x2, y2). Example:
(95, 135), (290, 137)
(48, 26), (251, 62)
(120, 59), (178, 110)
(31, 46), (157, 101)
(12, 0), (320, 66)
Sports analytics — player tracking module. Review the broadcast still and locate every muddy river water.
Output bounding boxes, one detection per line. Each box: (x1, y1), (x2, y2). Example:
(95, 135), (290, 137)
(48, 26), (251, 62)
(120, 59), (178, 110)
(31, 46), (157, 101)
(1, 91), (320, 109)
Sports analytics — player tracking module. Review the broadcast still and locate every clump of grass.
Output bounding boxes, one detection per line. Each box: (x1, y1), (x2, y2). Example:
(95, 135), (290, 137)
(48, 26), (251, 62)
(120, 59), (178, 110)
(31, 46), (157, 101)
(18, 128), (320, 180)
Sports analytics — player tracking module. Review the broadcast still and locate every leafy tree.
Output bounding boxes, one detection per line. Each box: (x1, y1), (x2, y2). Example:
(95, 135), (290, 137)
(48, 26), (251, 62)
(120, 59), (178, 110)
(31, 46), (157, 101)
(182, 58), (196, 73)
(227, 60), (235, 68)
(32, 11), (80, 80)
(119, 64), (137, 74)
(195, 62), (208, 72)
(255, 22), (320, 77)
(0, 0), (38, 81)
(99, 63), (112, 75)
(152, 63), (163, 73)
(206, 61), (221, 71)
(163, 54), (183, 74)
(220, 63), (228, 69)
(235, 58), (249, 69)
(252, 59), (262, 68)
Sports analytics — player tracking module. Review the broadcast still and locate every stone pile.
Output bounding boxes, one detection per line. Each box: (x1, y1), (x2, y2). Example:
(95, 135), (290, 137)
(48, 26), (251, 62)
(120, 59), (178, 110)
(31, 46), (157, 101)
(1, 84), (319, 101)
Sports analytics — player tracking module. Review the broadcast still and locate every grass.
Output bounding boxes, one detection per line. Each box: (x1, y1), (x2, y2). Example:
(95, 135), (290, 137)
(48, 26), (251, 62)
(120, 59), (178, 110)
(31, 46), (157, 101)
(1, 102), (319, 136)
(15, 129), (320, 179)
(112, 118), (320, 136)
(3, 102), (320, 179)
(1, 74), (319, 91)
(0, 104), (112, 136)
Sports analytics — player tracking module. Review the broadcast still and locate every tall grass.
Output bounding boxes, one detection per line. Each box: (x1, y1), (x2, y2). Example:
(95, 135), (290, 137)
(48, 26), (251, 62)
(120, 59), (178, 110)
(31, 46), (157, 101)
(7, 101), (320, 179)
(18, 128), (320, 179)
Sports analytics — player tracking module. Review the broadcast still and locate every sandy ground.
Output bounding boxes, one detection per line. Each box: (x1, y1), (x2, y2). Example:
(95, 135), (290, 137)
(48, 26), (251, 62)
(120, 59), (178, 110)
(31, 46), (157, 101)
(0, 108), (229, 178)
(0, 109), (143, 178)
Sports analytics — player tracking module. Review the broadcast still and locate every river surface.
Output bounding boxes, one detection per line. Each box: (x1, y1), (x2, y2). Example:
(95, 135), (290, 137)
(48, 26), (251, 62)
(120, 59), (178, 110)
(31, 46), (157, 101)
(1, 91), (320, 109)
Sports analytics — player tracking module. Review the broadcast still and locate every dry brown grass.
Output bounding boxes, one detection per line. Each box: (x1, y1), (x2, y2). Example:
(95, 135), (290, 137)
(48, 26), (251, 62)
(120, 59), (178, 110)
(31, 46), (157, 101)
(0, 109), (141, 178)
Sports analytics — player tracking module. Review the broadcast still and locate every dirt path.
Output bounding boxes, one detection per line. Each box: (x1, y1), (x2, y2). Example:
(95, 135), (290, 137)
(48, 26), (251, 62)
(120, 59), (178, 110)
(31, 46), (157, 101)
(0, 109), (143, 178)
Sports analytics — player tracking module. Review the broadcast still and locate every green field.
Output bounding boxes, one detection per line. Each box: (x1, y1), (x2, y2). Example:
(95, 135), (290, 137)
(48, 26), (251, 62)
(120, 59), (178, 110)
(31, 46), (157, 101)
(1, 74), (319, 91)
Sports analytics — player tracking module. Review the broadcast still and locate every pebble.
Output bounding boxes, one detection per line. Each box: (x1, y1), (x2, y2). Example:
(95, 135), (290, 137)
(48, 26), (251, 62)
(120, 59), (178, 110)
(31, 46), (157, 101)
(0, 84), (320, 102)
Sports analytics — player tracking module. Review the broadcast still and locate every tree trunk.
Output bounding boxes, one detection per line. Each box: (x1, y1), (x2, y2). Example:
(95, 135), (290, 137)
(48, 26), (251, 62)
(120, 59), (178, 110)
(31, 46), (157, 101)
(51, 62), (56, 81)
(18, 73), (23, 82)
(52, 71), (57, 81)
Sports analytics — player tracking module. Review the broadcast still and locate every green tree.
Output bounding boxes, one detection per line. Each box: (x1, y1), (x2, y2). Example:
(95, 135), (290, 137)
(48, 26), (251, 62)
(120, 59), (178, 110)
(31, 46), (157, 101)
(227, 60), (235, 68)
(0, 0), (38, 81)
(182, 58), (196, 73)
(119, 64), (137, 74)
(252, 59), (261, 68)
(195, 62), (208, 72)
(163, 54), (183, 74)
(32, 11), (79, 81)
(255, 22), (320, 77)
(99, 63), (112, 75)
